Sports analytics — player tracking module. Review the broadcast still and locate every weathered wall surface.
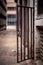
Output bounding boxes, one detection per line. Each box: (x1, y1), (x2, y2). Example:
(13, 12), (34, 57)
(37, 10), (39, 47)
(6, 0), (17, 29)
(0, 0), (6, 30)
(35, 0), (43, 60)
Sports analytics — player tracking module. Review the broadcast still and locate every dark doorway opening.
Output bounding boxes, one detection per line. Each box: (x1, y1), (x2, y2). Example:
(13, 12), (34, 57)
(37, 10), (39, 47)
(38, 0), (43, 14)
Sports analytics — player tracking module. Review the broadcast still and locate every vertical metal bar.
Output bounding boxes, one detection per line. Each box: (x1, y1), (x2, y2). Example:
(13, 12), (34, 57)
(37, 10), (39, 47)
(19, 0), (22, 61)
(24, 7), (26, 60)
(33, 9), (34, 59)
(17, 6), (19, 63)
(20, 0), (22, 61)
(33, 0), (35, 59)
(27, 8), (29, 59)
(20, 6), (22, 61)
(31, 8), (32, 58)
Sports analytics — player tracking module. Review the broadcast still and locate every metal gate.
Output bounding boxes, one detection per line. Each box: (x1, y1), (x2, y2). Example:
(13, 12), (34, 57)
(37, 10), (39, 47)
(17, 5), (34, 63)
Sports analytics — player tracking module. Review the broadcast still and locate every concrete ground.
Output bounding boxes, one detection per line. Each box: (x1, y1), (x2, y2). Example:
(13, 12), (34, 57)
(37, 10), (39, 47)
(0, 29), (43, 65)
(6, 25), (16, 30)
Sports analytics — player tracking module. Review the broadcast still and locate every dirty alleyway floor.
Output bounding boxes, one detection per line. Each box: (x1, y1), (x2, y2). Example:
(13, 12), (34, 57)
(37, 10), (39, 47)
(0, 30), (42, 65)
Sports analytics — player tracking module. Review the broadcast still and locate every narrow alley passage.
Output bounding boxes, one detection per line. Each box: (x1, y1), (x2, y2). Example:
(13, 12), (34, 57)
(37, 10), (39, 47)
(0, 30), (18, 65)
(0, 30), (17, 65)
(0, 30), (42, 65)
(0, 30), (33, 65)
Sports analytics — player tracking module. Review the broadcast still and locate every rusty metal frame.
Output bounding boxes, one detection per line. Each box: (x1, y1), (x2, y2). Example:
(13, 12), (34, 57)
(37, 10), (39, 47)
(17, 0), (35, 63)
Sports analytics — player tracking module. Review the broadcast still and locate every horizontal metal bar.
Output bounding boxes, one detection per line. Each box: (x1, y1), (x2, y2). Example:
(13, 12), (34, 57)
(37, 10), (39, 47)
(17, 5), (34, 9)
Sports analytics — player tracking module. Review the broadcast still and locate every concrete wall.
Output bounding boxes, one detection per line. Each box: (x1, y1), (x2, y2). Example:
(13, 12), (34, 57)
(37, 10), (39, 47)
(6, 0), (17, 27)
(35, 0), (43, 60)
(7, 0), (16, 15)
(0, 6), (6, 16)
(0, 0), (6, 30)
(7, 0), (14, 3)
